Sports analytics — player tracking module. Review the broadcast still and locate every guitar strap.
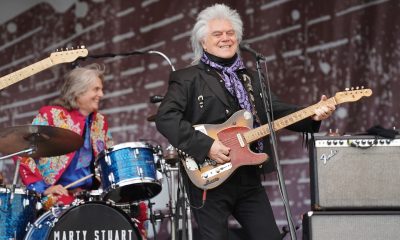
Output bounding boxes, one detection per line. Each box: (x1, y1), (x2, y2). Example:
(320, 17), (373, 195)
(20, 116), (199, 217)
(239, 72), (265, 152)
(240, 72), (262, 126)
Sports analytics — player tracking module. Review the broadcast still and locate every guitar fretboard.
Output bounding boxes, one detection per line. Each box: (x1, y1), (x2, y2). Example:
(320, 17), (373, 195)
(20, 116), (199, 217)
(0, 57), (53, 90)
(243, 97), (337, 143)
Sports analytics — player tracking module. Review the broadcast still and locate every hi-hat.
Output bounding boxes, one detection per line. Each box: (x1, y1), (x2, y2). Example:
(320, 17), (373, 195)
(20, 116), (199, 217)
(0, 125), (83, 159)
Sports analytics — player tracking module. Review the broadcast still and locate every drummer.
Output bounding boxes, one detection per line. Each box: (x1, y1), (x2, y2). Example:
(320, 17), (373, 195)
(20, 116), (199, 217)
(15, 63), (112, 205)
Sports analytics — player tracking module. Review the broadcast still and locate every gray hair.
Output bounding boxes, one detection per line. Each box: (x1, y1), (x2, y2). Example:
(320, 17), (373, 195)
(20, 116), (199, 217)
(190, 4), (243, 64)
(51, 63), (105, 110)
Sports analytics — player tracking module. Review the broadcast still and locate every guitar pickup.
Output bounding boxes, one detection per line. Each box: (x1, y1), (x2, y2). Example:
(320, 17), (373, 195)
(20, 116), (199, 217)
(201, 163), (232, 179)
(237, 133), (245, 147)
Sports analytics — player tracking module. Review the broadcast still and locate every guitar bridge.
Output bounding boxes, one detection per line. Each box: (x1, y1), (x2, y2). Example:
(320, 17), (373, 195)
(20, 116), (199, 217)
(201, 163), (232, 179)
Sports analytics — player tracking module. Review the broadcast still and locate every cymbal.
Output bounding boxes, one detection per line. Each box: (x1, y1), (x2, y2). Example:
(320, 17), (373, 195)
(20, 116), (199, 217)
(147, 114), (156, 122)
(0, 125), (83, 159)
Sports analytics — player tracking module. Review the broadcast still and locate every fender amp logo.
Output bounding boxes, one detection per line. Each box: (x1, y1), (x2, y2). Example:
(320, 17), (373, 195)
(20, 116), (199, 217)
(320, 149), (339, 165)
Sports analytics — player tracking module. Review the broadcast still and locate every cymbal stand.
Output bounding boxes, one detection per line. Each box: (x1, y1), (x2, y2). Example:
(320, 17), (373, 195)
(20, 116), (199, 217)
(0, 147), (35, 202)
(147, 200), (158, 240)
(165, 164), (192, 240)
(159, 161), (176, 240)
(0, 148), (34, 160)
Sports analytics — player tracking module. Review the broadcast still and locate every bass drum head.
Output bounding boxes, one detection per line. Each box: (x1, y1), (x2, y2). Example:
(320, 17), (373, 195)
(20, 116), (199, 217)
(49, 202), (141, 240)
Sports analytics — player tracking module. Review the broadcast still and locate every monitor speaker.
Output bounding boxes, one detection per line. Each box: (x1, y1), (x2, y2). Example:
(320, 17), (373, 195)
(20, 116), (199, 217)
(302, 211), (400, 240)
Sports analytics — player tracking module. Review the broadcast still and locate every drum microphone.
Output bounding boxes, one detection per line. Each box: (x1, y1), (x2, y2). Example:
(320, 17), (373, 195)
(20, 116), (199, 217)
(149, 95), (164, 103)
(239, 42), (266, 60)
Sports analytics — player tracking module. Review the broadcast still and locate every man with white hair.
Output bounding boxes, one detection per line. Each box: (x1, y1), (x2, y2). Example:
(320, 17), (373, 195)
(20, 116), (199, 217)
(156, 4), (335, 240)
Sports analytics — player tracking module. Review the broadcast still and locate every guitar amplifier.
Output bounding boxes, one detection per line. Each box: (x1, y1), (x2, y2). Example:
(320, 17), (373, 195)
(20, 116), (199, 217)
(309, 135), (400, 210)
(302, 211), (400, 240)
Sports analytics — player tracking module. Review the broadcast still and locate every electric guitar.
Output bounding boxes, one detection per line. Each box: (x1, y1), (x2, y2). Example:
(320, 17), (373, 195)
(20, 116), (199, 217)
(183, 88), (373, 190)
(0, 47), (88, 91)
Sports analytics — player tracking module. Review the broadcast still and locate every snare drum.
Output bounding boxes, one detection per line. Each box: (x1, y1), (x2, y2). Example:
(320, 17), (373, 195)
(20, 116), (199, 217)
(97, 142), (162, 203)
(0, 187), (38, 240)
(24, 201), (141, 240)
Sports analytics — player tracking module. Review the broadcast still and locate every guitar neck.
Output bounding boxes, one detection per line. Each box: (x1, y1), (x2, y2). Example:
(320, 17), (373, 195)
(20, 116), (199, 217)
(0, 57), (54, 90)
(244, 97), (337, 143)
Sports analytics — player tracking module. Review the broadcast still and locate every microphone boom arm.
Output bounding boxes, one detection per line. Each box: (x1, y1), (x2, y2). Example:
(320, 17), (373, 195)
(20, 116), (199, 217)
(148, 50), (176, 72)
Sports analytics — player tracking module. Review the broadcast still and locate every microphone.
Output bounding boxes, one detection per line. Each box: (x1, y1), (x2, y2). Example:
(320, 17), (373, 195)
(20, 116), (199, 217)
(149, 95), (164, 103)
(239, 42), (265, 60)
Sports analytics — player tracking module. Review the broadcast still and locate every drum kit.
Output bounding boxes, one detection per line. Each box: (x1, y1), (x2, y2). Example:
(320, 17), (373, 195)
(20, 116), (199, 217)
(0, 124), (191, 240)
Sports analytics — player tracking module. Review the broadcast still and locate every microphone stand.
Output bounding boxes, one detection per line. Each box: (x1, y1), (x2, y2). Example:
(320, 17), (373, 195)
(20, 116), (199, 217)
(253, 54), (297, 240)
(72, 50), (176, 72)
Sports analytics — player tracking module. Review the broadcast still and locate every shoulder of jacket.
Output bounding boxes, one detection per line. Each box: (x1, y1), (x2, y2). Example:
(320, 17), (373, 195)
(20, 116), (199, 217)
(39, 105), (67, 114)
(172, 64), (201, 75)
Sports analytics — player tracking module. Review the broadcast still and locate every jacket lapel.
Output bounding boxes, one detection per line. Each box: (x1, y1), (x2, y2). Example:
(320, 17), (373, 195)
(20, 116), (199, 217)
(196, 63), (230, 108)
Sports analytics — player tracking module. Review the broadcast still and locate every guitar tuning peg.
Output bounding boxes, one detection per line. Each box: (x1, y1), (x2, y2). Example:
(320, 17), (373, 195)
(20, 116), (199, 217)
(345, 87), (350, 91)
(351, 87), (354, 90)
(80, 45), (85, 49)
(361, 86), (364, 89)
(356, 86), (359, 90)
(71, 46), (74, 49)
(65, 47), (69, 51)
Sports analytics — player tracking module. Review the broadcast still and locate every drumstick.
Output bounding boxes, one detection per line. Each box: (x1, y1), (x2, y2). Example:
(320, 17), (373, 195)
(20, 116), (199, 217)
(64, 173), (94, 190)
(43, 174), (95, 210)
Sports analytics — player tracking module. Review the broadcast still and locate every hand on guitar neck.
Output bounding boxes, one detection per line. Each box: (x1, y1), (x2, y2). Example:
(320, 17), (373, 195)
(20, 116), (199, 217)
(311, 95), (336, 121)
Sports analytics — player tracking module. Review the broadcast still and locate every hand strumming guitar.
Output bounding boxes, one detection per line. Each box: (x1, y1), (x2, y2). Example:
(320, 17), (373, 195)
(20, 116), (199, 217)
(208, 140), (231, 164)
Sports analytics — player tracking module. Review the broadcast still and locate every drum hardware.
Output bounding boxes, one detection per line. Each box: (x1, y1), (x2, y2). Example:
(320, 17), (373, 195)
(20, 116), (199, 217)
(109, 173), (115, 183)
(146, 199), (171, 240)
(151, 209), (172, 222)
(173, 166), (193, 240)
(74, 189), (103, 202)
(163, 144), (180, 166)
(104, 152), (112, 165)
(148, 155), (193, 240)
(97, 142), (162, 203)
(138, 166), (144, 178)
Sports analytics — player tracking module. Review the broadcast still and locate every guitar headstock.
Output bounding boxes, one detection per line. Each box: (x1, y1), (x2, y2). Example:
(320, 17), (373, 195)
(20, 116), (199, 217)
(49, 46), (88, 64)
(334, 87), (372, 104)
